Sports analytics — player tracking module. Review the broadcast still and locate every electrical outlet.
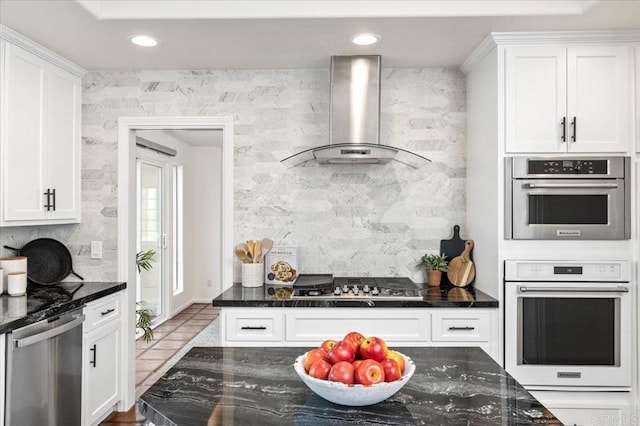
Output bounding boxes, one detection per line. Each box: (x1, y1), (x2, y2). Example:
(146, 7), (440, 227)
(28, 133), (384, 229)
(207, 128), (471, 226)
(90, 241), (102, 259)
(207, 279), (213, 288)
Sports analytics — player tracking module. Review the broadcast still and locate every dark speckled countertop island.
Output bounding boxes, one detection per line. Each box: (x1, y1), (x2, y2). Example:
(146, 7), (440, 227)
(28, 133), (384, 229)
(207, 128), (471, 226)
(139, 346), (560, 425)
(213, 283), (498, 308)
(0, 281), (126, 334)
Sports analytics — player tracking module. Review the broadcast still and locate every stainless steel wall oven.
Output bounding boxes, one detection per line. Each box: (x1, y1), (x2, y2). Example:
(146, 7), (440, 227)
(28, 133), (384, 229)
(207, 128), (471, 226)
(505, 156), (630, 240)
(504, 260), (631, 389)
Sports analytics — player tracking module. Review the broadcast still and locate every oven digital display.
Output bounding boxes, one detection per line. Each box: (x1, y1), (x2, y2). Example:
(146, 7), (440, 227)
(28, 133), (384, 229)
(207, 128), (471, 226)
(553, 266), (583, 275)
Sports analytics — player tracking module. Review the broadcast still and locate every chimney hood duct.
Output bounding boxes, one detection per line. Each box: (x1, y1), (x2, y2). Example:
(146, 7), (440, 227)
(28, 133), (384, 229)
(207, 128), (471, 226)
(281, 55), (430, 169)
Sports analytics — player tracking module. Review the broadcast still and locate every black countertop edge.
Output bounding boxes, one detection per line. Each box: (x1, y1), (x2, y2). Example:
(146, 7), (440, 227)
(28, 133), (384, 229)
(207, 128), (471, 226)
(0, 281), (127, 334)
(212, 283), (499, 308)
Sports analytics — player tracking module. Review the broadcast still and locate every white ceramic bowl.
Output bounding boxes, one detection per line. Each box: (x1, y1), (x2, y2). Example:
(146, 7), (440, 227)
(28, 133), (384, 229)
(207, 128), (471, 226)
(293, 352), (415, 406)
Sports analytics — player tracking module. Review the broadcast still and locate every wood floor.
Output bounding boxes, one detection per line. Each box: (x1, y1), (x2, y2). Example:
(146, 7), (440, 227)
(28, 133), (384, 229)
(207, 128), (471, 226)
(101, 303), (220, 425)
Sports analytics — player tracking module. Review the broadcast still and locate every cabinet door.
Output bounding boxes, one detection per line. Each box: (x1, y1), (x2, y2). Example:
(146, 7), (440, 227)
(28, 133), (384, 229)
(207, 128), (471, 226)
(505, 46), (567, 153)
(84, 321), (120, 425)
(1, 42), (47, 221)
(44, 65), (81, 220)
(567, 46), (630, 152)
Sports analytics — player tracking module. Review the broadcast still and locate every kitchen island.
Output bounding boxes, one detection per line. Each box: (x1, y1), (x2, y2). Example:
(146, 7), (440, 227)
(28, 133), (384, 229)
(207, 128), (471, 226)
(139, 346), (560, 425)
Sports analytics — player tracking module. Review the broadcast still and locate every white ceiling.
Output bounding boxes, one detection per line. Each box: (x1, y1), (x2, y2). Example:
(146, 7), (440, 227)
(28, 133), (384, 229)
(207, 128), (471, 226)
(1, 0), (639, 70)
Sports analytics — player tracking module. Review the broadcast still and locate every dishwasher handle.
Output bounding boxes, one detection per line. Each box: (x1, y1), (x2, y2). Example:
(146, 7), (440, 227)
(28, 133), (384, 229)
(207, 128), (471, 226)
(14, 314), (85, 348)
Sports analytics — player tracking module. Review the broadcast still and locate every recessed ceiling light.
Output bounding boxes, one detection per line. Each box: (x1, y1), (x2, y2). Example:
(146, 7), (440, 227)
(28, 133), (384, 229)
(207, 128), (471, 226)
(351, 33), (381, 46)
(129, 35), (159, 47)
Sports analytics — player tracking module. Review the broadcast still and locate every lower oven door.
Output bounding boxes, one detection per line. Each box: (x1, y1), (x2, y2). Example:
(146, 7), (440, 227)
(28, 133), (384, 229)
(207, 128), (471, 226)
(510, 178), (627, 239)
(504, 282), (631, 388)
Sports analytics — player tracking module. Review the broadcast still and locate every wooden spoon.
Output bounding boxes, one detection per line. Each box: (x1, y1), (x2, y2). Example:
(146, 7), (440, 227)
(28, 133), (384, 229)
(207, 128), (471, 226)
(253, 240), (262, 263)
(447, 240), (475, 287)
(257, 238), (273, 263)
(235, 244), (250, 263)
(246, 240), (255, 263)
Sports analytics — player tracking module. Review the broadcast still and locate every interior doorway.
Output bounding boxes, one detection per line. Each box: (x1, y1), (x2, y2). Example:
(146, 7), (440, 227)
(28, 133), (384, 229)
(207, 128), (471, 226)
(117, 116), (233, 409)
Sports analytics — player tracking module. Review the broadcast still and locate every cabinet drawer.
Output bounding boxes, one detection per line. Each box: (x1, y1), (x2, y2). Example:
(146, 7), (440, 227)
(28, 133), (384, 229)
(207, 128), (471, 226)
(225, 311), (284, 342)
(431, 312), (490, 342)
(85, 293), (121, 333)
(285, 311), (430, 343)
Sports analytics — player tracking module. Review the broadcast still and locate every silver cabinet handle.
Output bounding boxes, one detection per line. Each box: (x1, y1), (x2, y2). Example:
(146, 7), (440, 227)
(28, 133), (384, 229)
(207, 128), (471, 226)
(448, 326), (475, 331)
(527, 183), (619, 189)
(518, 286), (629, 294)
(14, 314), (85, 348)
(101, 308), (115, 316)
(240, 326), (267, 330)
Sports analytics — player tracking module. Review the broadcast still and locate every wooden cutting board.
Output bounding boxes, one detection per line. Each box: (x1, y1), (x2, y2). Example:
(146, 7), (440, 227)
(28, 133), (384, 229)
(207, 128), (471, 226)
(440, 225), (474, 285)
(446, 240), (476, 287)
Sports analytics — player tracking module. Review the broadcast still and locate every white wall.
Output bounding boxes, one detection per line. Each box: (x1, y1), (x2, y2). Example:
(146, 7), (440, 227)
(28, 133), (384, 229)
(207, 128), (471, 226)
(191, 146), (223, 301)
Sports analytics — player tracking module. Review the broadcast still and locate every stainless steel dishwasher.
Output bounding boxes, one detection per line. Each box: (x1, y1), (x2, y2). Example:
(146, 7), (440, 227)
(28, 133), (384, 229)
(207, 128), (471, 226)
(5, 308), (85, 426)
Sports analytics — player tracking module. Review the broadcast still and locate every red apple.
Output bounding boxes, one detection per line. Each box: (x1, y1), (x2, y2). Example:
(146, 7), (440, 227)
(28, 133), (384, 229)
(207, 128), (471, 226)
(328, 361), (355, 384)
(381, 359), (401, 382)
(352, 359), (364, 370)
(386, 350), (405, 374)
(304, 348), (327, 372)
(308, 359), (332, 380)
(354, 359), (385, 385)
(327, 341), (356, 364)
(319, 339), (337, 353)
(359, 336), (388, 362)
(343, 331), (365, 353)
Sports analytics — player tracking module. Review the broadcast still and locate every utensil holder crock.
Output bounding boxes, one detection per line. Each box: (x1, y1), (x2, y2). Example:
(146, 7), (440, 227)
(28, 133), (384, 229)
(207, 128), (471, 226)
(242, 263), (264, 288)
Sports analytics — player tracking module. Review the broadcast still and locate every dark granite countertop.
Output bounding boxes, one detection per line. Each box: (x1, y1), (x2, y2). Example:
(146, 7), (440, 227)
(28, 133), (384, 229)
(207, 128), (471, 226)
(139, 346), (560, 425)
(213, 283), (498, 308)
(0, 281), (126, 334)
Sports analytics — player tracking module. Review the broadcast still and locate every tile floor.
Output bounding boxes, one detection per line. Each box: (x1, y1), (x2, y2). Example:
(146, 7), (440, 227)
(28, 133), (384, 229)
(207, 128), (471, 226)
(101, 303), (220, 425)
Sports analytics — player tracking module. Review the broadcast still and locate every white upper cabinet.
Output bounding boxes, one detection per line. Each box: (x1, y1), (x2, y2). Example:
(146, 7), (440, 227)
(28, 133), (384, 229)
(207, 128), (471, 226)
(0, 26), (84, 226)
(505, 45), (630, 153)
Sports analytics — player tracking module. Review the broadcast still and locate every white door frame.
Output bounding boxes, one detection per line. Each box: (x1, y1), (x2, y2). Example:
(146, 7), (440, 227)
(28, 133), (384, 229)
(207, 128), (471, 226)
(117, 116), (233, 409)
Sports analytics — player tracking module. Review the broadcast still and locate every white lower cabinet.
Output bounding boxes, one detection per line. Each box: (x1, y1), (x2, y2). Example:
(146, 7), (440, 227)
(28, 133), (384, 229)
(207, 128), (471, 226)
(529, 391), (633, 426)
(82, 292), (123, 425)
(223, 309), (284, 344)
(220, 308), (498, 360)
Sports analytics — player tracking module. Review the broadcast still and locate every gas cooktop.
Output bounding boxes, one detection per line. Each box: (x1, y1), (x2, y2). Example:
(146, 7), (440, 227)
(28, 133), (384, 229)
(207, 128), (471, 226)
(265, 274), (423, 300)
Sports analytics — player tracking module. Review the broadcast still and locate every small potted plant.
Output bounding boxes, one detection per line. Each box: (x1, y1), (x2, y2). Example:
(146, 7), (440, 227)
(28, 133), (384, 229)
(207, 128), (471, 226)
(136, 250), (156, 343)
(417, 253), (449, 287)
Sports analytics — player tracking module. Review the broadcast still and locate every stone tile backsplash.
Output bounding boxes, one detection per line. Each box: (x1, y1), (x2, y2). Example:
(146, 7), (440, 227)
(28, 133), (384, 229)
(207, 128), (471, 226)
(0, 67), (466, 284)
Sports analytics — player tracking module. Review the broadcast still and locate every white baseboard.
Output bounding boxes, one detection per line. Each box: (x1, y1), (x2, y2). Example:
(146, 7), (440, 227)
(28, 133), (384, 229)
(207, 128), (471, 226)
(191, 298), (214, 304)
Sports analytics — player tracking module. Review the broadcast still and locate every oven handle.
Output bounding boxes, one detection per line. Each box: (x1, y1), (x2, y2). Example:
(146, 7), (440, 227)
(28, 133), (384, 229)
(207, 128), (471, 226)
(518, 286), (629, 293)
(526, 183), (619, 189)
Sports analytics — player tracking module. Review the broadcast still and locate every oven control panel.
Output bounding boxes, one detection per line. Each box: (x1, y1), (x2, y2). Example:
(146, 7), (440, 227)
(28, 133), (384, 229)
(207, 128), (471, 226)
(527, 159), (608, 175)
(505, 261), (630, 282)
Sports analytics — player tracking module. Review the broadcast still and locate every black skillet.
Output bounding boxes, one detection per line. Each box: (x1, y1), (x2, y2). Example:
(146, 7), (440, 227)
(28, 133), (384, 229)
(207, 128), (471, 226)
(4, 238), (84, 285)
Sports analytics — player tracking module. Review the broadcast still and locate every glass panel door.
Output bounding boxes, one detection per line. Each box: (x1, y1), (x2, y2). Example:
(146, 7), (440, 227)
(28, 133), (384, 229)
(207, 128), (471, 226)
(137, 160), (164, 321)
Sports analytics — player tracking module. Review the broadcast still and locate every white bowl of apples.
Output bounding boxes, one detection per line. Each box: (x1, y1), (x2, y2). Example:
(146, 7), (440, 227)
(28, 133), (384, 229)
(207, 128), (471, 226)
(293, 331), (416, 406)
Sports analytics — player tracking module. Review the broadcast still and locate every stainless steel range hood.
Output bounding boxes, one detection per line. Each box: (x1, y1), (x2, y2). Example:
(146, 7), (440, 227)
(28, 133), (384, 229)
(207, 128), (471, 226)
(281, 55), (430, 169)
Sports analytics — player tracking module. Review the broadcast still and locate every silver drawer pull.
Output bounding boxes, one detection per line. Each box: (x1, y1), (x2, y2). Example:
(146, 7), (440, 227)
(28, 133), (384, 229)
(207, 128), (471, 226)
(448, 326), (475, 331)
(518, 286), (629, 294)
(241, 326), (267, 330)
(101, 308), (116, 316)
(526, 183), (619, 189)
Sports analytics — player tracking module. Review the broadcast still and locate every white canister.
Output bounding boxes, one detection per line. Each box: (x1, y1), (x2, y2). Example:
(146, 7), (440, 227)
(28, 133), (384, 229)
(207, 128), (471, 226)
(0, 257), (27, 294)
(242, 263), (264, 288)
(7, 295), (27, 316)
(8, 272), (27, 296)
